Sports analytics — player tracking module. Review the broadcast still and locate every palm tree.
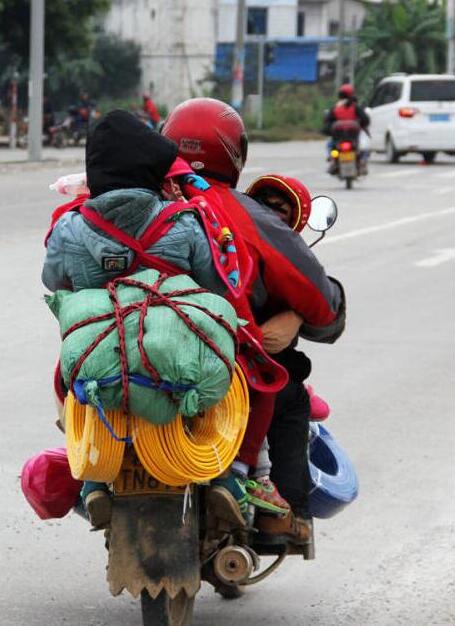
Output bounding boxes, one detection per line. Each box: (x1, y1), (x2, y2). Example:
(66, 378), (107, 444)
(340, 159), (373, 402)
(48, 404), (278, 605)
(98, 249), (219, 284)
(356, 0), (446, 100)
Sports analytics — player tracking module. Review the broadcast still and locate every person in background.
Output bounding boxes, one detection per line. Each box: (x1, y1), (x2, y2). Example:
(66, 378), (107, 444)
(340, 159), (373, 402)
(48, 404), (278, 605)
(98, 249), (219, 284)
(143, 93), (160, 129)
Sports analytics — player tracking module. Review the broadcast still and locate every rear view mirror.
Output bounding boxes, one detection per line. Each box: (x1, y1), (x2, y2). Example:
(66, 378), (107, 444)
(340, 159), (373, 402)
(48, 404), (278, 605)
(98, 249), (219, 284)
(308, 196), (338, 232)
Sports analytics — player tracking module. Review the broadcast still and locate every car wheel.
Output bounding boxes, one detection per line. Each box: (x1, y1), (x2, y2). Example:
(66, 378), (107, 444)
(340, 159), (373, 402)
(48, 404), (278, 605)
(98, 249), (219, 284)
(385, 136), (400, 163)
(422, 151), (436, 164)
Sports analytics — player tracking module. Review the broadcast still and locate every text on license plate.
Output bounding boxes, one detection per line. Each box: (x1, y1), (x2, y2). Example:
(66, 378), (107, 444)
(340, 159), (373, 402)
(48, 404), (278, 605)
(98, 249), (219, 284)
(429, 114), (450, 122)
(113, 452), (186, 496)
(339, 151), (355, 162)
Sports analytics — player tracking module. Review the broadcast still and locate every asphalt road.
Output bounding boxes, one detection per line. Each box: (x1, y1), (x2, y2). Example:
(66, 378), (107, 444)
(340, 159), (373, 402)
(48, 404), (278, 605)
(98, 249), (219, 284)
(1, 142), (454, 626)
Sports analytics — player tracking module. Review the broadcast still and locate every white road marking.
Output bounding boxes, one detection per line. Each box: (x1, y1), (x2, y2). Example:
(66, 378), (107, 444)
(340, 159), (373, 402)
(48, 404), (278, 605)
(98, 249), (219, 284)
(320, 206), (455, 244)
(434, 169), (455, 180)
(434, 186), (454, 195)
(415, 248), (455, 267)
(376, 168), (418, 179)
(242, 166), (266, 174)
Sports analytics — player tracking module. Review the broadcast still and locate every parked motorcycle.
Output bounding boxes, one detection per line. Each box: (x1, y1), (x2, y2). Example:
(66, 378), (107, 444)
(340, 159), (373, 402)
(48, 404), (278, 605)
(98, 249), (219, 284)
(328, 120), (367, 189)
(16, 111), (84, 149)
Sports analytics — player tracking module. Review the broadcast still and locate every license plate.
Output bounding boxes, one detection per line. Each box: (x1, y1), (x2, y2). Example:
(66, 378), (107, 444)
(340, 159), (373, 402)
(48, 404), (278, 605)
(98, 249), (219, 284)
(339, 151), (355, 162)
(429, 114), (450, 122)
(113, 450), (186, 496)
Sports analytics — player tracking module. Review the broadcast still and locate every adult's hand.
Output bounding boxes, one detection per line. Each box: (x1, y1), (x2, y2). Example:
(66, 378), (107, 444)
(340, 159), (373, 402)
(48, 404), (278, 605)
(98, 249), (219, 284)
(260, 310), (303, 354)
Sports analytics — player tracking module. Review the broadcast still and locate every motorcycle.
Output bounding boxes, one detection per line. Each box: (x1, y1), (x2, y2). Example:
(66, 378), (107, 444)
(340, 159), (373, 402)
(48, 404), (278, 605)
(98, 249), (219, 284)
(21, 196), (357, 625)
(328, 121), (367, 189)
(64, 195), (355, 626)
(48, 105), (100, 147)
(16, 110), (85, 149)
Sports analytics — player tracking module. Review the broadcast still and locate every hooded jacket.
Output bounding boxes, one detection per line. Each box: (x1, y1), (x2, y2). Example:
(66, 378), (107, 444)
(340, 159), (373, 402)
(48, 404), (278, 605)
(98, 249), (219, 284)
(42, 111), (224, 295)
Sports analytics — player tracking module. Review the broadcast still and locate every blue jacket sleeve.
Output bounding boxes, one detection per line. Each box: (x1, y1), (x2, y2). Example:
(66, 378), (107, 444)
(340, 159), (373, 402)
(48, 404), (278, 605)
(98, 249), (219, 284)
(42, 222), (72, 292)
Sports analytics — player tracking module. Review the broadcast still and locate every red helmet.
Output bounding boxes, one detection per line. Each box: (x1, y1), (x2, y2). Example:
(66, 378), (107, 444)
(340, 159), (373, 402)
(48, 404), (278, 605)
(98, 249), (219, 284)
(245, 174), (312, 232)
(161, 97), (248, 187)
(338, 83), (355, 99)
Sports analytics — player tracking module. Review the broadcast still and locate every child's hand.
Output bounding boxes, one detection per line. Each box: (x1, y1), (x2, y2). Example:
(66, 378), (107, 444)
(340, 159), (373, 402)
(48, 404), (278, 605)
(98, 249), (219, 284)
(260, 310), (303, 354)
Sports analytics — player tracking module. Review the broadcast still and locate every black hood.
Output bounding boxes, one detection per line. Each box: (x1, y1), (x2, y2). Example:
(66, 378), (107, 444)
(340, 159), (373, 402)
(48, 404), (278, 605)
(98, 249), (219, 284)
(86, 109), (178, 198)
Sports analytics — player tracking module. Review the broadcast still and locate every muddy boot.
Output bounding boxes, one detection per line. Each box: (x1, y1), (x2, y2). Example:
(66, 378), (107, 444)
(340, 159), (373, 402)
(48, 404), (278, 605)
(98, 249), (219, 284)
(255, 511), (313, 545)
(85, 490), (112, 530)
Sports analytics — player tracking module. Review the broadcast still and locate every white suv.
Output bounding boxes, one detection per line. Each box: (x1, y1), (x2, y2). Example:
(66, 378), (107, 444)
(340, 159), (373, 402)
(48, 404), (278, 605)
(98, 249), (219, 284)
(367, 74), (455, 163)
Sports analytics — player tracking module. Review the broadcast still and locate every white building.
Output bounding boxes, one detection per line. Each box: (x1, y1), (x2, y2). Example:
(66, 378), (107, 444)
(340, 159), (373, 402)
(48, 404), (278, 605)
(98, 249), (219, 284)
(104, 0), (373, 107)
(104, 0), (218, 109)
(217, 0), (368, 41)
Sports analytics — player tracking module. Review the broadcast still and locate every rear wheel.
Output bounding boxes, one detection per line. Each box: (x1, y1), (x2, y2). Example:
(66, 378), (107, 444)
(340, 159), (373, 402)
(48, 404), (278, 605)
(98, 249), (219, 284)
(141, 590), (194, 626)
(385, 136), (400, 163)
(422, 151), (436, 164)
(345, 177), (353, 190)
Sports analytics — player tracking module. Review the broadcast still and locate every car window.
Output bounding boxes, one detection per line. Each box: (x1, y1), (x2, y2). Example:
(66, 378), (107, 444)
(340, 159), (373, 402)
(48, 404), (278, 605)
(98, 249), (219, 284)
(410, 80), (455, 101)
(370, 85), (387, 107)
(370, 83), (402, 107)
(384, 82), (402, 104)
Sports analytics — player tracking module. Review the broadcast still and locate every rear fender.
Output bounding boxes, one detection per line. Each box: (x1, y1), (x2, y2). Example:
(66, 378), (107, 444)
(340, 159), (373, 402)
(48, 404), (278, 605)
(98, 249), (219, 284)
(107, 494), (200, 600)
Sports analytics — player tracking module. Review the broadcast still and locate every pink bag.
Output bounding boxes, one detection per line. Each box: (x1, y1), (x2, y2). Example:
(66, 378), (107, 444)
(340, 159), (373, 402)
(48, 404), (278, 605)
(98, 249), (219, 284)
(21, 447), (82, 519)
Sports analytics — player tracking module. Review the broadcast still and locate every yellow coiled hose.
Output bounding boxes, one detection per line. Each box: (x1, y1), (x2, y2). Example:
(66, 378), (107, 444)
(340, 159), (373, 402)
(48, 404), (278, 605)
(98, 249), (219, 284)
(132, 364), (249, 486)
(65, 391), (127, 481)
(65, 364), (249, 485)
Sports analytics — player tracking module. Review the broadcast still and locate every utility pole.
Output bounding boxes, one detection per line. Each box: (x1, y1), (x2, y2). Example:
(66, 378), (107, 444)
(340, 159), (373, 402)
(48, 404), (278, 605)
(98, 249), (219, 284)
(348, 17), (357, 86)
(335, 0), (346, 90)
(257, 37), (265, 129)
(28, 0), (45, 161)
(231, 0), (246, 111)
(448, 0), (455, 74)
(9, 71), (19, 149)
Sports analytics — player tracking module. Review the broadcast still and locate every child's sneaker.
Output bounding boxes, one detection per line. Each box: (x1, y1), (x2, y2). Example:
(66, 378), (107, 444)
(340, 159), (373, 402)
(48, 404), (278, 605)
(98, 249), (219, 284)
(245, 477), (290, 514)
(211, 472), (289, 519)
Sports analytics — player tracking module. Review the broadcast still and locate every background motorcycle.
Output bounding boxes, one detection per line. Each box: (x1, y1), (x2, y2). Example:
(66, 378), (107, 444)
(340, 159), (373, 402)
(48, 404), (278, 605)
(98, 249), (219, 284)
(328, 120), (363, 190)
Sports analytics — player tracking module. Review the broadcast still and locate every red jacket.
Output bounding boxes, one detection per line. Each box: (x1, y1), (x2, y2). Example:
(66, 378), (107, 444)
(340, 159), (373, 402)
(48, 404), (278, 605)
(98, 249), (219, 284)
(183, 179), (346, 344)
(144, 97), (160, 124)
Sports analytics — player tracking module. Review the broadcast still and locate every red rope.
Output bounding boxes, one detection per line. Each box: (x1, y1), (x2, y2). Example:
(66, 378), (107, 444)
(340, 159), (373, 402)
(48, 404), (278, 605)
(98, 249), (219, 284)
(65, 274), (236, 414)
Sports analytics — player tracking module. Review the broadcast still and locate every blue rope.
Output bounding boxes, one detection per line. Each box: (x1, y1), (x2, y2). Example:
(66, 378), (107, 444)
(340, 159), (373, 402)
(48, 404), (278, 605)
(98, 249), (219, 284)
(96, 403), (133, 444)
(72, 374), (197, 444)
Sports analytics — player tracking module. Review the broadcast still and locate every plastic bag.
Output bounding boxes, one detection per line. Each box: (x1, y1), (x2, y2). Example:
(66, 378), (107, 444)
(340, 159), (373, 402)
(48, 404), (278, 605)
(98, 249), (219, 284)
(49, 173), (89, 197)
(359, 130), (371, 152)
(21, 448), (82, 519)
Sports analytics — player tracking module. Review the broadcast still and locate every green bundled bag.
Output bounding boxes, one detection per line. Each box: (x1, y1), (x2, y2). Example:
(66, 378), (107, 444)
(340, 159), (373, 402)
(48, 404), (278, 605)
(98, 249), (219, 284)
(47, 269), (238, 425)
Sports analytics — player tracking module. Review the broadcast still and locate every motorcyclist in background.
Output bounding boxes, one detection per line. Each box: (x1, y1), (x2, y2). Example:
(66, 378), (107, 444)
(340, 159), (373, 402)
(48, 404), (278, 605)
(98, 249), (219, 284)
(324, 83), (370, 174)
(162, 98), (346, 542)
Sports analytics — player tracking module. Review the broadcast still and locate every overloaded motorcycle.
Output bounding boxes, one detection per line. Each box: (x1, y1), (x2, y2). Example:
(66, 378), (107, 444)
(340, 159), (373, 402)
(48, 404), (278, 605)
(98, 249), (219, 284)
(328, 120), (367, 189)
(22, 197), (358, 626)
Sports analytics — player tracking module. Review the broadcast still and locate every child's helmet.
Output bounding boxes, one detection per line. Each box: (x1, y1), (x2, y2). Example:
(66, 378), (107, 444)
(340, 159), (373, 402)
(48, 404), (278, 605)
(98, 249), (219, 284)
(162, 98), (248, 187)
(246, 174), (312, 232)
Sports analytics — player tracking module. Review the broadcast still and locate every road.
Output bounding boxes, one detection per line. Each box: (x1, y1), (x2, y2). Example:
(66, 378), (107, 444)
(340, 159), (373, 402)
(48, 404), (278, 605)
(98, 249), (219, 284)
(1, 142), (454, 626)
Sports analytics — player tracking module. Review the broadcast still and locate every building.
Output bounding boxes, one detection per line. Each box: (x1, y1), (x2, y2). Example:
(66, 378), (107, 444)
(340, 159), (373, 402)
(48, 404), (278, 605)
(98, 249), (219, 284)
(217, 0), (368, 40)
(104, 0), (218, 108)
(104, 0), (371, 107)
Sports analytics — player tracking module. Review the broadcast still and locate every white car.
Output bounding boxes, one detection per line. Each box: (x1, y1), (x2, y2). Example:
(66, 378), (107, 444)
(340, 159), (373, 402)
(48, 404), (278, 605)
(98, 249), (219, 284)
(366, 74), (455, 163)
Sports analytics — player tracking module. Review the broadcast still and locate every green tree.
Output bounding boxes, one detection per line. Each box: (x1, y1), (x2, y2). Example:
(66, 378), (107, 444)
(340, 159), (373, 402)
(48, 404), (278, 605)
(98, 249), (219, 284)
(0, 0), (110, 97)
(356, 0), (446, 100)
(0, 0), (110, 69)
(47, 34), (142, 107)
